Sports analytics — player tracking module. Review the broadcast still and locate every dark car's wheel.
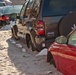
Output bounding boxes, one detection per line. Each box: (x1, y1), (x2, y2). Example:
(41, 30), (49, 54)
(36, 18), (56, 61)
(0, 21), (4, 26)
(11, 25), (19, 40)
(59, 13), (76, 36)
(6, 20), (10, 24)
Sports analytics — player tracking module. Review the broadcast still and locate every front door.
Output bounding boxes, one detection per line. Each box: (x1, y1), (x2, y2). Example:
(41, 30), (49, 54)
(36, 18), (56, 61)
(57, 31), (76, 75)
(17, 0), (35, 38)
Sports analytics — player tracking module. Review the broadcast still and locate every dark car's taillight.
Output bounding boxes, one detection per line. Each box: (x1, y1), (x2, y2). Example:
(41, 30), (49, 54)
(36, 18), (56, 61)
(2, 15), (9, 20)
(10, 1), (12, 5)
(37, 20), (45, 36)
(3, 2), (6, 6)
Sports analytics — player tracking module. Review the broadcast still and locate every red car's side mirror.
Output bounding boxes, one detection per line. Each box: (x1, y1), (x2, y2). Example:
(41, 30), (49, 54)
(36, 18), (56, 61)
(55, 36), (67, 44)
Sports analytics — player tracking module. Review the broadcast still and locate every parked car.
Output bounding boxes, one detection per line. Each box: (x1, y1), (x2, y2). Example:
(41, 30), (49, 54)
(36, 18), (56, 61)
(0, 2), (6, 7)
(0, 7), (9, 27)
(47, 29), (76, 75)
(0, 14), (9, 27)
(2, 5), (22, 20)
(0, 5), (22, 26)
(11, 0), (76, 51)
(0, 0), (12, 6)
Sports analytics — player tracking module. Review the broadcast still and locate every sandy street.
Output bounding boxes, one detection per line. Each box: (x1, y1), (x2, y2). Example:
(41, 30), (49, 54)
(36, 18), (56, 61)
(0, 26), (63, 75)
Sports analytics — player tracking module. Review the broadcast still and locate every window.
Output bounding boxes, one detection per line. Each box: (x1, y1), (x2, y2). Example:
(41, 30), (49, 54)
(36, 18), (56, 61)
(68, 31), (76, 46)
(25, 0), (35, 18)
(0, 3), (4, 7)
(43, 0), (76, 16)
(0, 0), (5, 2)
(20, 0), (29, 18)
(33, 0), (41, 16)
(25, 0), (41, 18)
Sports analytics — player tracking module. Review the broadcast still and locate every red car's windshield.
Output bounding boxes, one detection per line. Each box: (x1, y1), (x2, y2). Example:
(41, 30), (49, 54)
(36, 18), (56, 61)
(68, 31), (76, 46)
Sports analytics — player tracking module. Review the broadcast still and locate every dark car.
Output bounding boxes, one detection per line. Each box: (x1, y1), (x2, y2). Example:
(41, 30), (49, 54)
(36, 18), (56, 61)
(0, 2), (6, 7)
(0, 0), (12, 6)
(0, 6), (9, 27)
(2, 5), (22, 17)
(0, 5), (22, 26)
(11, 0), (76, 51)
(47, 29), (76, 75)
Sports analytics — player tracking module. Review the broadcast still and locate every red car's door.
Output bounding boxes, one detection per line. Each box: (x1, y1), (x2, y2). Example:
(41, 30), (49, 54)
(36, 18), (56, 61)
(51, 42), (76, 75)
(56, 44), (76, 75)
(56, 31), (76, 75)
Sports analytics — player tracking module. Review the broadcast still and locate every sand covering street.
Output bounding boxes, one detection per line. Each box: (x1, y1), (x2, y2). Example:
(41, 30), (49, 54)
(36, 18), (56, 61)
(0, 24), (63, 75)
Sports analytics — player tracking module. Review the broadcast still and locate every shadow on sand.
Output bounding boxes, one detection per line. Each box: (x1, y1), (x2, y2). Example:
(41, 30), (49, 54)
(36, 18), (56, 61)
(6, 38), (30, 75)
(6, 37), (57, 75)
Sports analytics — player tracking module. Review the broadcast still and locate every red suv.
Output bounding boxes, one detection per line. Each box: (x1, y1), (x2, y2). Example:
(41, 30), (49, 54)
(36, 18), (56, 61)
(11, 0), (76, 51)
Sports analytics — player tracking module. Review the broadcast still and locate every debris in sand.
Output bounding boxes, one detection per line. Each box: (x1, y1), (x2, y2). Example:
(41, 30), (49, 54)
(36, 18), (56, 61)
(16, 44), (22, 48)
(36, 48), (47, 56)
(9, 39), (13, 42)
(38, 70), (53, 75)
(10, 39), (16, 44)
(22, 48), (26, 52)
(11, 40), (16, 44)
(46, 70), (53, 74)
(23, 54), (31, 58)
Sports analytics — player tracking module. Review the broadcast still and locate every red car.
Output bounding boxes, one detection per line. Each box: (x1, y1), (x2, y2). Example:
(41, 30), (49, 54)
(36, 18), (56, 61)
(47, 29), (76, 75)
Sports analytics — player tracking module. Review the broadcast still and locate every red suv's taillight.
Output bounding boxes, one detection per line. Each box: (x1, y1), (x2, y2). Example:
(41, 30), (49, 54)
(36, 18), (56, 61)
(37, 20), (45, 36)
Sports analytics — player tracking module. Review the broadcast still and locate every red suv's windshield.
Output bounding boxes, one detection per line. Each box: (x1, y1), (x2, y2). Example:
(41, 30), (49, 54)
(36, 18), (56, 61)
(43, 0), (76, 16)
